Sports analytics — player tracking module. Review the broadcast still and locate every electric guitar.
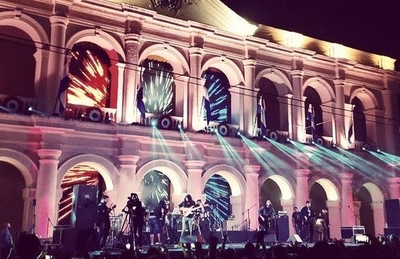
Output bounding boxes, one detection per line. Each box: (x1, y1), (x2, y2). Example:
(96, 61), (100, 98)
(180, 205), (196, 217)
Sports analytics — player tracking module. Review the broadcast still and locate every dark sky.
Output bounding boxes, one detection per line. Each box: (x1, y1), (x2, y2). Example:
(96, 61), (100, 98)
(222, 0), (400, 71)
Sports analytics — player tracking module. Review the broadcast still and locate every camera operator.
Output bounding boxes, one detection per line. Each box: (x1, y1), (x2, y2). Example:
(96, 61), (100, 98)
(123, 193), (145, 250)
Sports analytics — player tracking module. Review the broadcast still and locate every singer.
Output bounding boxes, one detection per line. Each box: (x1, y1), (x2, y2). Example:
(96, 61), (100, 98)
(96, 194), (112, 250)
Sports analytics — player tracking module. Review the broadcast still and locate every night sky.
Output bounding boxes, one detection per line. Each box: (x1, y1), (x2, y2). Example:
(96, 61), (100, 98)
(222, 0), (400, 71)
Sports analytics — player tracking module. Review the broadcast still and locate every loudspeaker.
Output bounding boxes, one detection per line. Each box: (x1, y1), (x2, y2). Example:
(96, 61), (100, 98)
(62, 228), (97, 252)
(71, 185), (98, 229)
(276, 216), (289, 243)
(385, 199), (400, 227)
(179, 235), (197, 243)
(384, 227), (400, 236)
(264, 233), (277, 244)
(287, 234), (302, 243)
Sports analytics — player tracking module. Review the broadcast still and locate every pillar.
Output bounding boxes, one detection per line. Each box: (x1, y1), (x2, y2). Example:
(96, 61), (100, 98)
(382, 90), (398, 153)
(340, 172), (355, 226)
(35, 149), (62, 238)
(122, 34), (140, 123)
(42, 15), (69, 114)
(371, 201), (385, 236)
(290, 70), (304, 142)
(334, 80), (346, 147)
(242, 59), (256, 136)
(22, 188), (36, 232)
(295, 169), (309, 208)
(116, 155), (139, 211)
(243, 165), (261, 230)
(116, 63), (126, 123)
(183, 160), (206, 201)
(188, 47), (203, 131)
(326, 200), (341, 240)
(387, 177), (400, 199)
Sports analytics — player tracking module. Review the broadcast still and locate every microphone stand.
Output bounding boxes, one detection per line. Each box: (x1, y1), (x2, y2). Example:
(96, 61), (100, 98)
(45, 212), (55, 239)
(347, 205), (360, 226)
(242, 203), (256, 241)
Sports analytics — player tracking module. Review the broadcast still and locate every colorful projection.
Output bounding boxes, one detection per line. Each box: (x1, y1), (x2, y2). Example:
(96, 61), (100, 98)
(203, 70), (230, 123)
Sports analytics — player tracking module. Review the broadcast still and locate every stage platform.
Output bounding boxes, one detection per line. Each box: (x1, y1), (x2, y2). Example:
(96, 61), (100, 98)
(46, 230), (365, 259)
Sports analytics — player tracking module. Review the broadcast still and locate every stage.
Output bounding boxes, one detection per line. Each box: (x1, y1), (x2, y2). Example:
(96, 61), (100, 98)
(46, 230), (366, 259)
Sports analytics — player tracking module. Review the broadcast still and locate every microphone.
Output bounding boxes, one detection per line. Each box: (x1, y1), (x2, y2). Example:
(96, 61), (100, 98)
(111, 204), (116, 209)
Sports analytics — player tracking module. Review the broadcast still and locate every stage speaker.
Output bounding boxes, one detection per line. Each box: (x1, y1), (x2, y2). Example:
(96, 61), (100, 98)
(384, 227), (400, 236)
(385, 199), (400, 227)
(287, 234), (302, 243)
(63, 228), (97, 252)
(263, 233), (277, 244)
(71, 185), (98, 229)
(276, 216), (289, 243)
(179, 235), (197, 243)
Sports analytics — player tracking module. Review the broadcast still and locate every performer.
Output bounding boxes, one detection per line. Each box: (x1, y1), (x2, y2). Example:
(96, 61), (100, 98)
(149, 200), (167, 245)
(291, 206), (303, 235)
(321, 209), (330, 241)
(0, 222), (13, 259)
(300, 200), (315, 242)
(178, 194), (196, 236)
(258, 200), (276, 233)
(123, 193), (145, 250)
(96, 195), (112, 249)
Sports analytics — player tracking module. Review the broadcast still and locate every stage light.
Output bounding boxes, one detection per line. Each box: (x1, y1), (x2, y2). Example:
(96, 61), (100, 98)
(178, 124), (182, 129)
(237, 131), (241, 136)
(377, 148), (380, 152)
(151, 119), (157, 127)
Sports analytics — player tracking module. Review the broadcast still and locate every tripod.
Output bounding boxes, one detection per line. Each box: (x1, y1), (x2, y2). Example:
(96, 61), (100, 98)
(117, 208), (136, 251)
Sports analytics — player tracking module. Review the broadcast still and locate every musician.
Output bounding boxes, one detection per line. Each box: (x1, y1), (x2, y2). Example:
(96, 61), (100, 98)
(258, 200), (276, 233)
(300, 200), (315, 242)
(178, 194), (195, 236)
(150, 200), (167, 245)
(96, 195), (111, 249)
(291, 206), (303, 235)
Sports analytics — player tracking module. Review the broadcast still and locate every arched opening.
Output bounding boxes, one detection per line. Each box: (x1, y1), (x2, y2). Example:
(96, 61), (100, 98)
(139, 169), (171, 210)
(352, 97), (367, 142)
(258, 78), (281, 131)
(139, 58), (176, 115)
(57, 164), (104, 225)
(0, 161), (24, 234)
(204, 174), (232, 230)
(304, 87), (323, 140)
(202, 69), (231, 124)
(0, 26), (35, 98)
(357, 186), (374, 235)
(259, 178), (283, 212)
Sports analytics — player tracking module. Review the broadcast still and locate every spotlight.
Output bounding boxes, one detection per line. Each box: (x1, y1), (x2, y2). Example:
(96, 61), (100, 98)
(263, 135), (267, 139)
(151, 119), (157, 127)
(178, 124), (182, 129)
(237, 131), (241, 136)
(377, 148), (380, 152)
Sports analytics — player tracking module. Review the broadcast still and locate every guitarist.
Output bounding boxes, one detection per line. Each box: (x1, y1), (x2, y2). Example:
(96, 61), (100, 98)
(178, 194), (196, 236)
(258, 200), (276, 234)
(300, 200), (315, 242)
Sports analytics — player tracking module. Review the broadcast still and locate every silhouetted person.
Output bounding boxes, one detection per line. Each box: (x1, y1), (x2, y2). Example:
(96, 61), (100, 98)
(0, 222), (13, 259)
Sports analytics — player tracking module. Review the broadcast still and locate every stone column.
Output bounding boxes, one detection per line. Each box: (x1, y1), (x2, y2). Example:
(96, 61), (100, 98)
(229, 195), (242, 230)
(387, 177), (400, 199)
(382, 89), (398, 153)
(116, 155), (139, 210)
(294, 169), (309, 209)
(290, 70), (304, 142)
(188, 47), (203, 131)
(183, 160), (205, 200)
(116, 63), (126, 123)
(242, 59), (256, 136)
(371, 201), (385, 236)
(334, 80), (346, 147)
(326, 200), (341, 240)
(122, 34), (140, 123)
(243, 165), (261, 230)
(35, 149), (62, 238)
(42, 15), (69, 114)
(340, 172), (355, 226)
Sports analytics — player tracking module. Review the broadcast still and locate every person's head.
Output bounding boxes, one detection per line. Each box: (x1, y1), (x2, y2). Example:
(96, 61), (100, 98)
(306, 201), (311, 207)
(130, 193), (139, 200)
(266, 200), (272, 207)
(3, 222), (11, 228)
(14, 233), (41, 259)
(196, 199), (202, 205)
(184, 194), (192, 202)
(293, 206), (298, 212)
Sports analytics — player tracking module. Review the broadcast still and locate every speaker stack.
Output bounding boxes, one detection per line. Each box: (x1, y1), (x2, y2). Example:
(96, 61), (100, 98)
(384, 199), (400, 236)
(57, 185), (99, 252)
